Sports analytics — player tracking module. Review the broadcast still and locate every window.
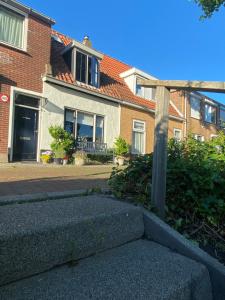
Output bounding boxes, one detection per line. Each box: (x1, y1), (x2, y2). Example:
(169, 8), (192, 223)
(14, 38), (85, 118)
(64, 109), (104, 143)
(190, 96), (200, 119)
(132, 120), (145, 154)
(136, 78), (155, 100)
(0, 5), (26, 49)
(194, 134), (204, 142)
(220, 108), (225, 128)
(173, 128), (182, 141)
(205, 104), (216, 124)
(75, 50), (99, 87)
(211, 134), (218, 140)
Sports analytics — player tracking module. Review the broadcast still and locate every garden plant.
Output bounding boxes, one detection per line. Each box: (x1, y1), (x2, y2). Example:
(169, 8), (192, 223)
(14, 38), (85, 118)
(108, 133), (225, 264)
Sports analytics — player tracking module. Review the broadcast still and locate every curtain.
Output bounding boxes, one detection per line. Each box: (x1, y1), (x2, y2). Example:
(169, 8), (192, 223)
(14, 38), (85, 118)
(0, 6), (24, 48)
(77, 112), (93, 126)
(132, 131), (144, 154)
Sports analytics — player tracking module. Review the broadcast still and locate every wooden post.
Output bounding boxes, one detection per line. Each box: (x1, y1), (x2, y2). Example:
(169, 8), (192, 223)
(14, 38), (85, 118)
(151, 86), (170, 219)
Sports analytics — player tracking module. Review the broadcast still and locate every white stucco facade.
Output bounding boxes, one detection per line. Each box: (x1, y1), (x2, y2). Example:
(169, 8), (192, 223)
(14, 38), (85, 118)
(40, 82), (120, 150)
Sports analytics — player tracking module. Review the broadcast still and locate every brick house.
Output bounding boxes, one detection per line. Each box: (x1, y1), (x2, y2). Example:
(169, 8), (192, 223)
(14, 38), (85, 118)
(171, 90), (225, 141)
(1, 0), (224, 163)
(0, 0), (55, 162)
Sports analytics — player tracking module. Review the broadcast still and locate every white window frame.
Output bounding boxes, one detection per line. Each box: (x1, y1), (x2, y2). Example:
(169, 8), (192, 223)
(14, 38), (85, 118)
(64, 108), (105, 143)
(135, 76), (155, 100)
(194, 134), (204, 142)
(0, 1), (28, 51)
(173, 128), (182, 141)
(74, 49), (99, 88)
(132, 119), (146, 155)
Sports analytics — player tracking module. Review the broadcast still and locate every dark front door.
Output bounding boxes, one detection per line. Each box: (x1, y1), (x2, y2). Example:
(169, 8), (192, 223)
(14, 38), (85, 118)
(13, 106), (39, 161)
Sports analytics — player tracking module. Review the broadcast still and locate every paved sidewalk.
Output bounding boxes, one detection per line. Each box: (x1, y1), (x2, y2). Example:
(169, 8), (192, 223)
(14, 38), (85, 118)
(0, 163), (113, 197)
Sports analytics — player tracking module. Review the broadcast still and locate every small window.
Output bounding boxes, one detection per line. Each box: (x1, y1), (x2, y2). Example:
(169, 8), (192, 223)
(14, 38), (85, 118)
(75, 50), (99, 87)
(205, 104), (216, 124)
(190, 96), (200, 119)
(132, 120), (145, 154)
(0, 5), (26, 49)
(173, 129), (182, 141)
(194, 134), (204, 142)
(136, 78), (155, 100)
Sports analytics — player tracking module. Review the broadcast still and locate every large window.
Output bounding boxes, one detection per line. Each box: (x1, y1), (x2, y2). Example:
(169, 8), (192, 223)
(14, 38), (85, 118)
(205, 103), (216, 124)
(76, 51), (99, 87)
(132, 120), (145, 154)
(0, 5), (26, 49)
(190, 96), (200, 119)
(65, 109), (104, 143)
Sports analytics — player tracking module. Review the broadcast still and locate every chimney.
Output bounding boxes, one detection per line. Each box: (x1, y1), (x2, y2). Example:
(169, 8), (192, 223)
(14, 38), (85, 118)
(82, 35), (92, 48)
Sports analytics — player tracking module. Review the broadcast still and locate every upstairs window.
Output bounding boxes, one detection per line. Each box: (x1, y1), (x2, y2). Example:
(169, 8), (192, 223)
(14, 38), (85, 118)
(173, 128), (182, 141)
(205, 104), (216, 124)
(194, 134), (204, 142)
(136, 80), (156, 100)
(76, 50), (99, 87)
(0, 5), (26, 50)
(190, 96), (200, 119)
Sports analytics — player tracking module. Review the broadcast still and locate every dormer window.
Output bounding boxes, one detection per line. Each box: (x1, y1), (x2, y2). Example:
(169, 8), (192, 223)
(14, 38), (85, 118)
(62, 37), (103, 88)
(136, 78), (156, 100)
(76, 51), (99, 87)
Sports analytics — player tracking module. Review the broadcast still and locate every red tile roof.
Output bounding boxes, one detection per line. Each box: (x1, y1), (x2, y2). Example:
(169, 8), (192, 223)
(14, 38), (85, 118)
(50, 30), (181, 118)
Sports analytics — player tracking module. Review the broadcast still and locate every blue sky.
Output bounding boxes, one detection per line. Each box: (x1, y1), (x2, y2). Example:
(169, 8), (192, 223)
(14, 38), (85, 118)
(22, 0), (225, 103)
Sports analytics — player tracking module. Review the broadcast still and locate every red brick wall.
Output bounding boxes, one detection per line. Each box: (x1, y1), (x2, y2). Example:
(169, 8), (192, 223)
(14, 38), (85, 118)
(0, 15), (52, 161)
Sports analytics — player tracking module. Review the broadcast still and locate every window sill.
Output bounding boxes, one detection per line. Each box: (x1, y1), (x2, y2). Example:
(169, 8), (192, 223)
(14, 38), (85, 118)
(0, 41), (27, 54)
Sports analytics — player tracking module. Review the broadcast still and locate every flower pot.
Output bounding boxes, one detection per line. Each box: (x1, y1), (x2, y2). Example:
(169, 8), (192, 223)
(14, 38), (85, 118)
(63, 159), (68, 165)
(75, 158), (85, 166)
(117, 157), (125, 166)
(54, 158), (63, 165)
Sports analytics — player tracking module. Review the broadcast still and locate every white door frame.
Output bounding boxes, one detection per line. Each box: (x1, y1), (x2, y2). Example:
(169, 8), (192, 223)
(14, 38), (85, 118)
(8, 87), (43, 162)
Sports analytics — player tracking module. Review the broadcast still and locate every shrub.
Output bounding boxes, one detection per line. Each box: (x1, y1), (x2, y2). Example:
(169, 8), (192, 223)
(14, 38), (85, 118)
(114, 137), (130, 157)
(87, 153), (112, 164)
(109, 134), (225, 229)
(49, 126), (74, 158)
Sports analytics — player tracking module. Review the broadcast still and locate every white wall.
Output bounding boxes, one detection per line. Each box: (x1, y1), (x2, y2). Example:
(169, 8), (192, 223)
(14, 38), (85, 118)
(41, 82), (120, 150)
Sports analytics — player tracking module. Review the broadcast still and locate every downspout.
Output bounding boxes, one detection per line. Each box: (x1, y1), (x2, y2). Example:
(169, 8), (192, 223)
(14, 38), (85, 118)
(184, 91), (187, 138)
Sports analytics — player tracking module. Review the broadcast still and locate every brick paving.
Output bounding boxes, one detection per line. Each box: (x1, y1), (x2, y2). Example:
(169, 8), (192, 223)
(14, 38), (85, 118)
(0, 163), (113, 197)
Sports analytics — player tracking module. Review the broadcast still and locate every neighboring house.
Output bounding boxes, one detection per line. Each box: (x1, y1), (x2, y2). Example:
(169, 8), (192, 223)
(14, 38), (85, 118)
(0, 0), (224, 163)
(42, 30), (184, 156)
(171, 90), (225, 141)
(0, 0), (55, 162)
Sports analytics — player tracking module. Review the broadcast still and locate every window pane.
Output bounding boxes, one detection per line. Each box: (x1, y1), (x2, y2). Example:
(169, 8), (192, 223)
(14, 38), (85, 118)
(190, 96), (200, 119)
(15, 94), (39, 108)
(65, 109), (74, 135)
(76, 51), (87, 83)
(134, 121), (144, 131)
(77, 112), (93, 142)
(132, 131), (144, 154)
(0, 6), (24, 48)
(174, 129), (181, 141)
(136, 84), (143, 97)
(95, 116), (104, 143)
(205, 104), (216, 123)
(88, 56), (99, 87)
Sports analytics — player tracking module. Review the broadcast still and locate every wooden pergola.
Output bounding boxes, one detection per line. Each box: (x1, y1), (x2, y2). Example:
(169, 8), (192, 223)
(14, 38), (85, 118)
(137, 79), (225, 219)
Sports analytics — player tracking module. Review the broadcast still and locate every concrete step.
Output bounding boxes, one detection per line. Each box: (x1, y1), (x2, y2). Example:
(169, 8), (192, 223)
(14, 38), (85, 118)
(0, 195), (144, 286)
(0, 239), (212, 300)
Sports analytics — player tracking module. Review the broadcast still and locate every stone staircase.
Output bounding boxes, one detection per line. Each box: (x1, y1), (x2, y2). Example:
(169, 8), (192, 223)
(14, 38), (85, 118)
(0, 195), (213, 299)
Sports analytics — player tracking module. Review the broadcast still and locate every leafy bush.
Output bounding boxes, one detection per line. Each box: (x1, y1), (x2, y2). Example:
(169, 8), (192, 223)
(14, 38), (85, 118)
(114, 137), (130, 157)
(49, 126), (74, 158)
(109, 133), (225, 234)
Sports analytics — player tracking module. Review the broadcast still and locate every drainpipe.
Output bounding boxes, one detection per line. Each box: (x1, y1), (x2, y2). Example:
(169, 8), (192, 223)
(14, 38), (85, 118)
(184, 91), (187, 138)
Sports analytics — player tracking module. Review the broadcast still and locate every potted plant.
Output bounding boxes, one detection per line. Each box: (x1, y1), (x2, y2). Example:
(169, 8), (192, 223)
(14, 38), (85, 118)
(114, 137), (130, 166)
(73, 150), (87, 166)
(63, 155), (69, 165)
(40, 150), (53, 164)
(49, 125), (74, 165)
